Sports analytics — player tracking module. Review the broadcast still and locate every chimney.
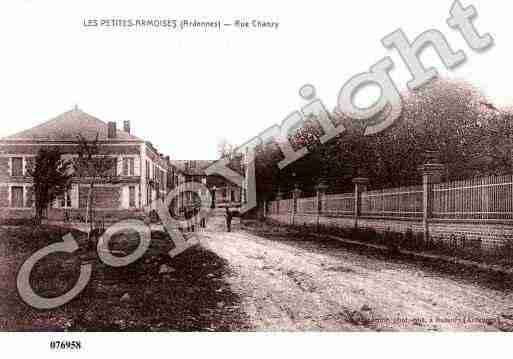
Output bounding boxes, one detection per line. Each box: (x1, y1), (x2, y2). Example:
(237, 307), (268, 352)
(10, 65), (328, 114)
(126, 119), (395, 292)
(107, 121), (117, 139)
(123, 120), (131, 134)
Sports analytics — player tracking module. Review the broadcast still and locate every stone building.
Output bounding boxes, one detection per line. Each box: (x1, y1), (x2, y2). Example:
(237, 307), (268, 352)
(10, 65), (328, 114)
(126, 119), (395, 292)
(0, 107), (173, 223)
(170, 159), (243, 208)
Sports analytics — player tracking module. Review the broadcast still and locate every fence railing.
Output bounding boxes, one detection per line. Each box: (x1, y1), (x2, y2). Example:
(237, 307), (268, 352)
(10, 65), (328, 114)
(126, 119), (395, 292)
(322, 193), (354, 216)
(433, 173), (513, 220)
(269, 198), (294, 215)
(270, 200), (279, 215)
(361, 185), (423, 218)
(297, 197), (317, 214)
(267, 172), (513, 223)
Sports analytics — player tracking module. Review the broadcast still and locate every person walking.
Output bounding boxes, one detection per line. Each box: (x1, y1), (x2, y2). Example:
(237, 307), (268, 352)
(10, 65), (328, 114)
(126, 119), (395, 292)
(225, 207), (233, 232)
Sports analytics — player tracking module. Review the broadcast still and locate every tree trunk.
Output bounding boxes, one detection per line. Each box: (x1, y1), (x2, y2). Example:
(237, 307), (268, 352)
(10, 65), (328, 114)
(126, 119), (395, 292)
(33, 189), (44, 226)
(86, 182), (94, 241)
(34, 205), (43, 226)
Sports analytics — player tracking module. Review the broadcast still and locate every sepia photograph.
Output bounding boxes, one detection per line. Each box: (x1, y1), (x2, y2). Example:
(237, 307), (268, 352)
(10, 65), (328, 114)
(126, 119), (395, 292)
(0, 0), (511, 357)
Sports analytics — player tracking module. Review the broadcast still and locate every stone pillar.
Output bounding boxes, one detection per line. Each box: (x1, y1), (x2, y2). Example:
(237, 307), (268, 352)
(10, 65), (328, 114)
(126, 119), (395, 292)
(275, 188), (283, 215)
(292, 184), (302, 226)
(315, 180), (329, 231)
(418, 153), (444, 241)
(352, 177), (369, 229)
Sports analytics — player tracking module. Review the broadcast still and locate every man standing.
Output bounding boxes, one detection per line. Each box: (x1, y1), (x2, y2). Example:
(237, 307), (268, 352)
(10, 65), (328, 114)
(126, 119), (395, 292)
(225, 207), (233, 232)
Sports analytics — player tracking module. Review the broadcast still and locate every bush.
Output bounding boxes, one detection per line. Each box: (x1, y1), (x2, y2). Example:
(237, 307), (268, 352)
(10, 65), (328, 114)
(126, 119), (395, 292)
(0, 218), (37, 226)
(1, 225), (88, 257)
(261, 220), (513, 268)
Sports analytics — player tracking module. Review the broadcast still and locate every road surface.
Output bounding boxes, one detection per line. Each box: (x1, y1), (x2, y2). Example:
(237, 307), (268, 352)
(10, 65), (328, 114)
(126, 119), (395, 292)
(200, 225), (513, 331)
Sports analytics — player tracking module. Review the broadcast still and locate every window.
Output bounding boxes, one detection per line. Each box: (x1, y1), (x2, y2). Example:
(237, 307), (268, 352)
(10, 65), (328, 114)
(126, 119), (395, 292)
(231, 190), (235, 202)
(11, 157), (23, 177)
(109, 157), (117, 177)
(146, 160), (150, 181)
(58, 189), (72, 208)
(129, 186), (136, 207)
(90, 157), (117, 177)
(11, 186), (24, 208)
(123, 157), (135, 176)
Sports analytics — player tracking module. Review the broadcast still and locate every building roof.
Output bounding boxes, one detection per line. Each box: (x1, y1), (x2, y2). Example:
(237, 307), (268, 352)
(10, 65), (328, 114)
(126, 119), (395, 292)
(169, 160), (215, 176)
(1, 107), (142, 142)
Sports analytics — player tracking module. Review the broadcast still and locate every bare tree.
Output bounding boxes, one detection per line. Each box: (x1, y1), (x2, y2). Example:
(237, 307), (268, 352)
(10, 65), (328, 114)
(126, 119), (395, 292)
(74, 134), (117, 238)
(217, 138), (236, 159)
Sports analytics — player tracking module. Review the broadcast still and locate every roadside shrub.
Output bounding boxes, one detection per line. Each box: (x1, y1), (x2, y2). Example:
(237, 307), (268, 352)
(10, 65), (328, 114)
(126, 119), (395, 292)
(1, 225), (87, 256)
(0, 218), (37, 226)
(501, 237), (513, 264)
(259, 220), (513, 268)
(383, 229), (401, 254)
(403, 228), (414, 248)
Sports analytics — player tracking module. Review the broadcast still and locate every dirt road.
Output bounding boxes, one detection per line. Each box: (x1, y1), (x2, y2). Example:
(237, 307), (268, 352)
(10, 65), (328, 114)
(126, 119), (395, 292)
(200, 227), (513, 331)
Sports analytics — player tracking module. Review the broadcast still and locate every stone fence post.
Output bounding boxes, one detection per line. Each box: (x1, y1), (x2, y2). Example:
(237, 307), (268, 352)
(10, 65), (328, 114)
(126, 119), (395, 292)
(418, 157), (444, 241)
(292, 184), (302, 225)
(352, 177), (369, 229)
(275, 189), (282, 216)
(315, 181), (328, 231)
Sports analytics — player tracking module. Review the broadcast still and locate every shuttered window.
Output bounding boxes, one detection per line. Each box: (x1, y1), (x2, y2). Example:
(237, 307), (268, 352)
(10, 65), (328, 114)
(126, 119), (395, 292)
(58, 189), (72, 208)
(11, 186), (24, 207)
(123, 158), (135, 176)
(129, 158), (134, 176)
(11, 157), (23, 176)
(129, 186), (136, 207)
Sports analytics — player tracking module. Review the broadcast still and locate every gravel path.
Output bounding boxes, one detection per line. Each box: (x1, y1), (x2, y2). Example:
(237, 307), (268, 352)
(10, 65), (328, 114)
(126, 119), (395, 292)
(200, 228), (513, 331)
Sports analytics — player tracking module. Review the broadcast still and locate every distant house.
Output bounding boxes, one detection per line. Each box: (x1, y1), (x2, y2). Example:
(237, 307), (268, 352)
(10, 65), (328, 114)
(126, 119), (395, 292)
(0, 107), (174, 223)
(170, 159), (243, 208)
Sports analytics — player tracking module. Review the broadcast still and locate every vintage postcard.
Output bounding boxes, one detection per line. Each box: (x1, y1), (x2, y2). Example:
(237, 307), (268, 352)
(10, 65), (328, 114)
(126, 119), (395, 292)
(0, 0), (511, 357)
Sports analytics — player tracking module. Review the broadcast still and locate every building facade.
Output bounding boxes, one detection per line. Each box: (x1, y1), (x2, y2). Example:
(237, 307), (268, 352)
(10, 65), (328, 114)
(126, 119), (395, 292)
(170, 159), (243, 209)
(0, 108), (173, 223)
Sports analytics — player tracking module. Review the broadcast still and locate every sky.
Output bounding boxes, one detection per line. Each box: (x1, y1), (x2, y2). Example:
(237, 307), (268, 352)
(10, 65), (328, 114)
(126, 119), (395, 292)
(0, 0), (510, 159)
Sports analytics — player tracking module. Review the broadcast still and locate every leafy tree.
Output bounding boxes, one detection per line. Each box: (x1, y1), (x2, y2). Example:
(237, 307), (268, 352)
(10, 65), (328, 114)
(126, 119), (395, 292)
(474, 106), (513, 175)
(27, 148), (73, 225)
(392, 78), (488, 180)
(253, 77), (509, 198)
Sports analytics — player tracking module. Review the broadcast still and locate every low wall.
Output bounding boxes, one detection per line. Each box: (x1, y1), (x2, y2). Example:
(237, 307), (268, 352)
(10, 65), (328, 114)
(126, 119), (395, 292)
(268, 213), (513, 251)
(0, 208), (145, 224)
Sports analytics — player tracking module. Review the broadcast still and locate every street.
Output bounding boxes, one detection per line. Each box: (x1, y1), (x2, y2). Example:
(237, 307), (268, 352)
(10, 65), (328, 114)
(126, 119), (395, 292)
(200, 222), (513, 331)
